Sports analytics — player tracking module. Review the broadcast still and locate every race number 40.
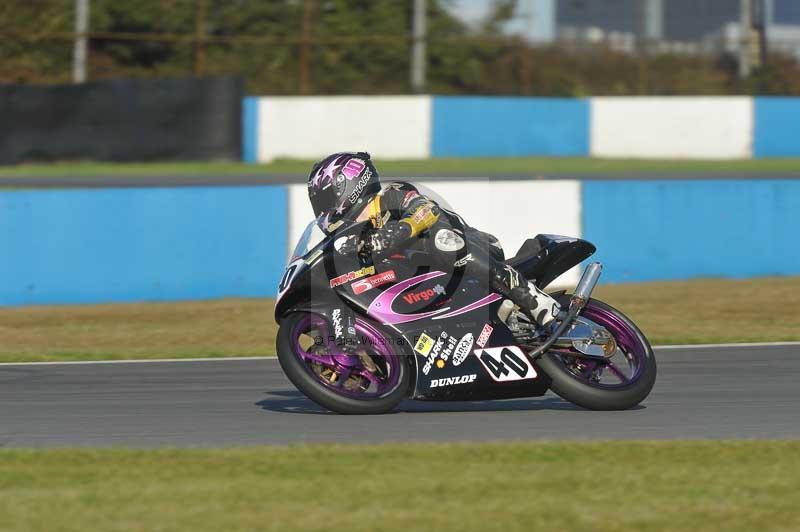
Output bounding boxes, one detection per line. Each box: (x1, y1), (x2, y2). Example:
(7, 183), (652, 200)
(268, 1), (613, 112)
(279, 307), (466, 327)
(474, 346), (537, 382)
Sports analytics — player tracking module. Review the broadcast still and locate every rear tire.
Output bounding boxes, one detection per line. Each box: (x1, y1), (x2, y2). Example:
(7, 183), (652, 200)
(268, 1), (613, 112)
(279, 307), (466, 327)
(276, 312), (411, 414)
(537, 297), (657, 410)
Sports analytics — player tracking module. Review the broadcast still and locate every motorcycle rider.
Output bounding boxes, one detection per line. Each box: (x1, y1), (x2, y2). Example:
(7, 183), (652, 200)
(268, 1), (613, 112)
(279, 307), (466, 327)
(308, 151), (562, 341)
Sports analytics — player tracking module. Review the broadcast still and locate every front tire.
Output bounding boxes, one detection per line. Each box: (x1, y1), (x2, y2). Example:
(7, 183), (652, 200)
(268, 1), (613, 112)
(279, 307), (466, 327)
(276, 312), (411, 414)
(537, 297), (657, 410)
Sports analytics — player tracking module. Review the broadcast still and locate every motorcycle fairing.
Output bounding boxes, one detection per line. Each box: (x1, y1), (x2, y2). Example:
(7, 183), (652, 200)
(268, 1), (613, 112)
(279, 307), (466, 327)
(403, 303), (552, 401)
(276, 221), (591, 402)
(507, 234), (596, 289)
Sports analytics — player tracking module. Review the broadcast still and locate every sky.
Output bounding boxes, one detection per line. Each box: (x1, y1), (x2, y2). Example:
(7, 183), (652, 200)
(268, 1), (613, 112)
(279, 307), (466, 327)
(445, 0), (556, 42)
(445, 0), (800, 43)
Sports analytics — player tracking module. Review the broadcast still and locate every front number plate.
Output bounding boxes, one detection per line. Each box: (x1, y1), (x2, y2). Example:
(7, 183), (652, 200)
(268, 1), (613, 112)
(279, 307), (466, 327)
(475, 346), (537, 382)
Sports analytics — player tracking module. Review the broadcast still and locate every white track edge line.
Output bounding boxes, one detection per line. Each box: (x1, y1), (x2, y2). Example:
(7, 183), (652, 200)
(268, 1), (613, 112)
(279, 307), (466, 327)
(656, 341), (800, 349)
(0, 356), (277, 366)
(1, 341), (798, 367)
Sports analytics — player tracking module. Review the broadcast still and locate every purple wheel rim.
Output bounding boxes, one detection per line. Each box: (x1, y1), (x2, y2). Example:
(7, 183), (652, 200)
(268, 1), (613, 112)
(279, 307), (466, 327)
(290, 314), (402, 399)
(551, 302), (648, 389)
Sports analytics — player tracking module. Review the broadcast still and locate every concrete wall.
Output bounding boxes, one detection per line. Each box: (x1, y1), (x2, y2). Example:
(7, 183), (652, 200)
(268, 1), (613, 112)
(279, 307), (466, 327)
(431, 97), (589, 157)
(0, 187), (287, 306)
(590, 97), (753, 159)
(253, 96), (431, 162)
(582, 179), (800, 282)
(288, 179), (583, 285)
(754, 97), (800, 158)
(244, 95), (800, 160)
(2, 178), (797, 306)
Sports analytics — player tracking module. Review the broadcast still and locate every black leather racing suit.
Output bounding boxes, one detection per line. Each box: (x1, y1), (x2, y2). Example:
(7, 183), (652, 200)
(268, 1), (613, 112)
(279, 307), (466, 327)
(330, 182), (553, 346)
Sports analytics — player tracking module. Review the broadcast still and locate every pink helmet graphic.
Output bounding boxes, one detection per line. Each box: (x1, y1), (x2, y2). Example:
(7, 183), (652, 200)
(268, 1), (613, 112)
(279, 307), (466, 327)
(308, 152), (380, 234)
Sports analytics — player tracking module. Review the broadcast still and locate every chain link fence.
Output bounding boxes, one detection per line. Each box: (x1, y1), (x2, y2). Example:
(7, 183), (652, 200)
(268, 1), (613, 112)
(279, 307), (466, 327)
(1, 0), (799, 95)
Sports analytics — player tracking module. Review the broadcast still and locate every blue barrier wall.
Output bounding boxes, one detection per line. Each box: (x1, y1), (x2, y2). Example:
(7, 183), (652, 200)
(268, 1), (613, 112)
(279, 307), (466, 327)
(0, 186), (287, 306)
(431, 96), (590, 157)
(242, 96), (259, 163)
(582, 180), (800, 283)
(242, 95), (800, 161)
(754, 97), (800, 158)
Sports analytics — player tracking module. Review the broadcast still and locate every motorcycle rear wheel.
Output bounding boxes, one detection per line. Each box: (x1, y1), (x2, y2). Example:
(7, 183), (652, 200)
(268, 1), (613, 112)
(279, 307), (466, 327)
(536, 297), (657, 410)
(276, 312), (411, 414)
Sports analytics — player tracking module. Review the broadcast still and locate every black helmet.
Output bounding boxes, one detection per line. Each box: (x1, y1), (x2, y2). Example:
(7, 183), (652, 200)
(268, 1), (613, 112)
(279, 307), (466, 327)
(307, 151), (381, 233)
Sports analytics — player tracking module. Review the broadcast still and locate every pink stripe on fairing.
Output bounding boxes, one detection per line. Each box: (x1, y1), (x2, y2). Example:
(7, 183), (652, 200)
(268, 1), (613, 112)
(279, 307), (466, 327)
(367, 270), (503, 325)
(432, 293), (502, 320)
(367, 271), (451, 325)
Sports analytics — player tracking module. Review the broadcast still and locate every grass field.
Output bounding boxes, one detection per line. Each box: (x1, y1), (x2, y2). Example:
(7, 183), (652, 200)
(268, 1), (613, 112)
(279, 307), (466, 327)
(1, 156), (800, 179)
(1, 441), (798, 532)
(1, 276), (798, 363)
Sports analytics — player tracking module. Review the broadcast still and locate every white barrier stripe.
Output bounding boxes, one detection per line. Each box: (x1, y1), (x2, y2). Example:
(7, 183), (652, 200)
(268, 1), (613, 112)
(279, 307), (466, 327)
(1, 341), (797, 367)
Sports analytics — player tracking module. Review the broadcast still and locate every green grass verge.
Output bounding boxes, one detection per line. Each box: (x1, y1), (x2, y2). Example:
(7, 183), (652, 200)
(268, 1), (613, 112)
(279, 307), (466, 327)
(1, 157), (800, 178)
(1, 276), (798, 363)
(1, 441), (799, 532)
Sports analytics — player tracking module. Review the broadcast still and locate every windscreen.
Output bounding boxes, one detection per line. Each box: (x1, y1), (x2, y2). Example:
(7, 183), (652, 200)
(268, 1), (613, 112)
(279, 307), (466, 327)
(408, 181), (456, 213)
(289, 218), (327, 262)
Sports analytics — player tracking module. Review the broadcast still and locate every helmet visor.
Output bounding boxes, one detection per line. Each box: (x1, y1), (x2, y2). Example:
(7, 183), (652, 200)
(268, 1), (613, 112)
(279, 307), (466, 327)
(310, 182), (340, 218)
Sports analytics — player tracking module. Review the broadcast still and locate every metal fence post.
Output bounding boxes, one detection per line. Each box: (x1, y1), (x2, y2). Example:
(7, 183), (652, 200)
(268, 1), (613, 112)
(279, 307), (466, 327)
(73, 0), (90, 83)
(410, 0), (427, 93)
(740, 0), (752, 78)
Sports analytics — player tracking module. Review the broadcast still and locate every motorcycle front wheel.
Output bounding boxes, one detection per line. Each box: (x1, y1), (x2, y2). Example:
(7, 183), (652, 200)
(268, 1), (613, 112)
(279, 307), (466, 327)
(276, 312), (411, 414)
(536, 297), (657, 410)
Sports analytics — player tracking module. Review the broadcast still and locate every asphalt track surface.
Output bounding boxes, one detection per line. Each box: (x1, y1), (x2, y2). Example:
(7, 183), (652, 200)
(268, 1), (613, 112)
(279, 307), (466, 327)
(2, 343), (798, 447)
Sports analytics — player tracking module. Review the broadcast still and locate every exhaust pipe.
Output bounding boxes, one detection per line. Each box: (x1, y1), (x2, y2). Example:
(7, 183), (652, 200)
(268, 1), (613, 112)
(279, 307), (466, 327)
(571, 262), (603, 310)
(528, 262), (603, 360)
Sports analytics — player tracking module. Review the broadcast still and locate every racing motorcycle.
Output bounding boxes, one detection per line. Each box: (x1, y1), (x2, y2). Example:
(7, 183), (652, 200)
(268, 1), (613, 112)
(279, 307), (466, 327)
(275, 204), (657, 414)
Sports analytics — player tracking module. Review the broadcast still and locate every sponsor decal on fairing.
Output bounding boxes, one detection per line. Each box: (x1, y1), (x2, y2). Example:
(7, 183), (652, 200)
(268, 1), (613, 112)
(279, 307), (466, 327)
(414, 333), (435, 356)
(402, 284), (445, 305)
(304, 249), (323, 265)
(331, 309), (343, 341)
(351, 270), (397, 295)
(430, 374), (477, 388)
(368, 271), (502, 325)
(451, 333), (474, 366)
(476, 323), (493, 348)
(329, 266), (375, 288)
(453, 253), (473, 267)
(422, 331), (457, 375)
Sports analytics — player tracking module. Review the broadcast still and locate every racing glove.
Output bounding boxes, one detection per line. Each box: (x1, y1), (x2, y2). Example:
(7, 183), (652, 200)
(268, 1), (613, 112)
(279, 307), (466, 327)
(366, 220), (412, 257)
(333, 221), (412, 258)
(333, 234), (360, 256)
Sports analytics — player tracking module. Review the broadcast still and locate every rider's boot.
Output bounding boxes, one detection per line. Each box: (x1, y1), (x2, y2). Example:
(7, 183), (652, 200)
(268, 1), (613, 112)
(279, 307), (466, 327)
(509, 283), (562, 327)
(492, 263), (561, 327)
